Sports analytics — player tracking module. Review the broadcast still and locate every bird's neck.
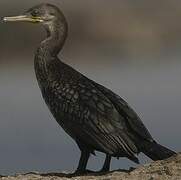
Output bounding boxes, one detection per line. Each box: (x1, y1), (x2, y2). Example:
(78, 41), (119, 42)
(38, 20), (68, 58)
(34, 20), (68, 82)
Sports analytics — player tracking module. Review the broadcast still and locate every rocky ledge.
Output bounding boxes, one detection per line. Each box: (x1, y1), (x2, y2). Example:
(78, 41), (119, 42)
(1, 153), (181, 180)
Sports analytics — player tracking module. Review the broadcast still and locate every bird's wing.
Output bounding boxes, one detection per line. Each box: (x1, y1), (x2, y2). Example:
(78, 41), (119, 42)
(47, 61), (149, 157)
(53, 72), (141, 156)
(90, 80), (154, 142)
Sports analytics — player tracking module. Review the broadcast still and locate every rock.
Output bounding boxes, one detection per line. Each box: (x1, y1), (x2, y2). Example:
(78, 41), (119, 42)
(1, 153), (181, 180)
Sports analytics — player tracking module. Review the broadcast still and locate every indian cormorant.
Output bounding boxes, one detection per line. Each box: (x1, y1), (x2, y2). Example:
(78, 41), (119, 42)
(3, 3), (176, 174)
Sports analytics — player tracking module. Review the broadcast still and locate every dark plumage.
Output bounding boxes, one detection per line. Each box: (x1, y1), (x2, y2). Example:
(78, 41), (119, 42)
(3, 3), (176, 174)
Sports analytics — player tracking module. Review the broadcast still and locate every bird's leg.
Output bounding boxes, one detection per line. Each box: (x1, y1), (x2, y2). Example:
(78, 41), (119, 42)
(100, 154), (111, 172)
(75, 150), (91, 174)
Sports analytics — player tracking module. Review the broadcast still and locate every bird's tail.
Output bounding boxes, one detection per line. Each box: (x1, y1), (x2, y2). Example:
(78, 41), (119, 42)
(141, 141), (176, 161)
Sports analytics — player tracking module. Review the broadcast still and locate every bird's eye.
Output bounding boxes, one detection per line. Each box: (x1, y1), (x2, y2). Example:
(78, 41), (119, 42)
(31, 10), (39, 17)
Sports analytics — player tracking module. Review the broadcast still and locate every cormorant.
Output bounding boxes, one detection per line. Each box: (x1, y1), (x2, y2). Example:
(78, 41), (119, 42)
(3, 3), (176, 174)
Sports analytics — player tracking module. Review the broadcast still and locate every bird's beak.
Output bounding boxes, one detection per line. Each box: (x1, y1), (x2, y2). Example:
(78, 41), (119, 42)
(3, 15), (43, 23)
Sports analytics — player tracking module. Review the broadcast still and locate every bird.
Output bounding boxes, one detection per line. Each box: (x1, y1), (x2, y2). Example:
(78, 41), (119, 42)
(3, 3), (176, 174)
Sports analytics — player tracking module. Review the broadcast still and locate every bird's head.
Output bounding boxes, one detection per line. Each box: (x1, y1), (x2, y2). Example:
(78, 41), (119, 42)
(3, 3), (65, 25)
(3, 3), (68, 53)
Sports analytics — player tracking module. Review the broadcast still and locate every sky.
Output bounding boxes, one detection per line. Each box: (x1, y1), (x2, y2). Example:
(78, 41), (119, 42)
(0, 0), (181, 175)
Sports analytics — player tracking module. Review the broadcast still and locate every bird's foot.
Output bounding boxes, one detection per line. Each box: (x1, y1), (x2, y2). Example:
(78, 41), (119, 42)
(129, 167), (136, 171)
(99, 167), (110, 173)
(74, 169), (95, 175)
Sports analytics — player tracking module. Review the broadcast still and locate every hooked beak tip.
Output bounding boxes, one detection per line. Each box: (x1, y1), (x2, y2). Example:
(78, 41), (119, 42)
(2, 17), (7, 22)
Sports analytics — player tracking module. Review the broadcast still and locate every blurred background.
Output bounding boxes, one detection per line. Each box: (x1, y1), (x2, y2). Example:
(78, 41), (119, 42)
(0, 0), (181, 175)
